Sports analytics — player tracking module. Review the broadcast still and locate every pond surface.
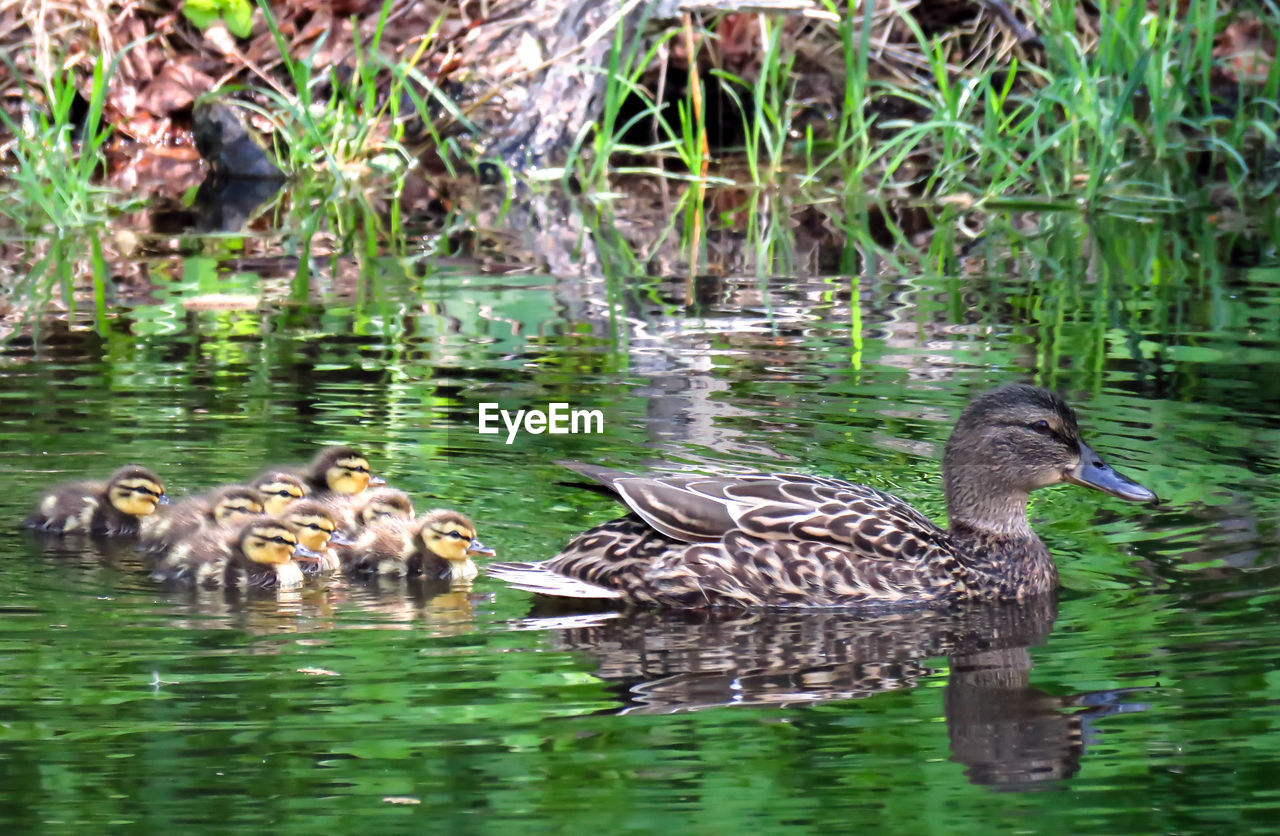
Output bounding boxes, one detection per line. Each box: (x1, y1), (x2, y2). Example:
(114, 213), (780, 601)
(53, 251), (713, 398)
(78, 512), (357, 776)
(3, 205), (1280, 833)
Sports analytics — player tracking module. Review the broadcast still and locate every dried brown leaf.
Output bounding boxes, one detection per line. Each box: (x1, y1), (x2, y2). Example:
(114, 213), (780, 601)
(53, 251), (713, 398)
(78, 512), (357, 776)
(138, 61), (216, 116)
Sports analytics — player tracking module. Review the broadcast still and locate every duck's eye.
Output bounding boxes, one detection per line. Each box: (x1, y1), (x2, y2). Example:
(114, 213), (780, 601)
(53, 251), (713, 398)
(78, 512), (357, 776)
(1029, 420), (1052, 435)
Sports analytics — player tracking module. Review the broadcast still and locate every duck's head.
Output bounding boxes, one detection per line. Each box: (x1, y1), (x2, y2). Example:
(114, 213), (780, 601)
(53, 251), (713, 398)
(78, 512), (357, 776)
(250, 471), (309, 515)
(106, 466), (167, 517)
(414, 510), (495, 563)
(233, 518), (303, 566)
(208, 486), (265, 526)
(355, 488), (415, 527)
(942, 384), (1155, 533)
(311, 446), (378, 495)
(280, 500), (339, 552)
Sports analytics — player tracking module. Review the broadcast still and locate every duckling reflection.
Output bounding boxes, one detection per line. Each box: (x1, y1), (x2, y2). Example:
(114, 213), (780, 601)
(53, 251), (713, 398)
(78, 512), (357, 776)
(325, 576), (484, 636)
(22, 528), (154, 576)
(518, 597), (1147, 788)
(153, 585), (324, 633)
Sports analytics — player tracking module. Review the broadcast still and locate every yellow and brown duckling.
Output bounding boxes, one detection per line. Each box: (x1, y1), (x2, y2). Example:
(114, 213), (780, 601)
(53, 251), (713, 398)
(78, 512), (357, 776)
(248, 471), (310, 515)
(339, 509), (494, 582)
(151, 517), (315, 590)
(488, 384), (1158, 610)
(139, 485), (265, 552)
(324, 487), (415, 536)
(24, 465), (167, 536)
(287, 445), (382, 499)
(278, 500), (343, 573)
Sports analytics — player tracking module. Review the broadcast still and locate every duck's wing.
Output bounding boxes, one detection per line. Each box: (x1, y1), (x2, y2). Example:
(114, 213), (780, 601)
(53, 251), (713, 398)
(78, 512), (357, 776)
(565, 466), (945, 551)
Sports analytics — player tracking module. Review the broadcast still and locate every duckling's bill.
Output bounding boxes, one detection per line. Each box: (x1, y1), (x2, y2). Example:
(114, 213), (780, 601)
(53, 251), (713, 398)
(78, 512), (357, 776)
(1065, 440), (1157, 504)
(293, 543), (324, 563)
(467, 538), (496, 557)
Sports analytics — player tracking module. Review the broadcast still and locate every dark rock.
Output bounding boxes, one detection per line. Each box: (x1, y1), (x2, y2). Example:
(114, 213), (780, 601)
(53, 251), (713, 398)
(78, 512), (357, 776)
(192, 100), (285, 179)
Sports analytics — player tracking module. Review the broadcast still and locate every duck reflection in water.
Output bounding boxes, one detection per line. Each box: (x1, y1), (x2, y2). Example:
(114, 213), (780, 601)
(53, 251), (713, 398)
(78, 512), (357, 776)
(518, 596), (1147, 790)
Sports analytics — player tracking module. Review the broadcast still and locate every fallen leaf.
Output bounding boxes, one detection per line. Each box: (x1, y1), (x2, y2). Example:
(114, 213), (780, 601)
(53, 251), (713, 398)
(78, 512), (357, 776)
(138, 62), (217, 116)
(296, 667), (341, 676)
(1214, 16), (1275, 83)
(382, 797), (421, 805)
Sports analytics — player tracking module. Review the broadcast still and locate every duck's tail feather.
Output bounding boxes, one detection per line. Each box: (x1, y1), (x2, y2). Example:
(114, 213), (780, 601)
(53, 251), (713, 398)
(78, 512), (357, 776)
(556, 461), (632, 490)
(487, 561), (623, 599)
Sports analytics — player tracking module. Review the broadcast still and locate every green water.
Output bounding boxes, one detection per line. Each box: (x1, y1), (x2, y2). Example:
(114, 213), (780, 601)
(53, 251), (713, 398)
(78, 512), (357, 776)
(3, 211), (1280, 833)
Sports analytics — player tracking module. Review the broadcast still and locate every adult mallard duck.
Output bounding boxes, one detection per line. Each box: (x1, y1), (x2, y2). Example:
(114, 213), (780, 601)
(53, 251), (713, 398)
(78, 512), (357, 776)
(288, 446), (383, 499)
(24, 465), (168, 536)
(248, 471), (310, 515)
(487, 384), (1158, 609)
(139, 485), (265, 552)
(340, 509), (494, 582)
(151, 517), (314, 590)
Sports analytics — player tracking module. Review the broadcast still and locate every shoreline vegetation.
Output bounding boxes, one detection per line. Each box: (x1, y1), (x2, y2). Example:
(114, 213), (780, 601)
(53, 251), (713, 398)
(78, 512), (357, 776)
(0, 1), (1278, 307)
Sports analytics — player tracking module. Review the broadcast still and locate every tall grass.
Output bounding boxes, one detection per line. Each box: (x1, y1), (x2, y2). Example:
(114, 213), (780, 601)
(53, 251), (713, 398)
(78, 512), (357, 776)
(0, 48), (139, 232)
(246, 0), (472, 185)
(839, 0), (1280, 211)
(576, 0), (1280, 220)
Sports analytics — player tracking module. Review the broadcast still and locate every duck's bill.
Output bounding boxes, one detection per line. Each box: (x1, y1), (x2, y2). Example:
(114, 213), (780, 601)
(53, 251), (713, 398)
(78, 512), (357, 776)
(293, 544), (323, 563)
(157, 495), (171, 505)
(467, 538), (496, 557)
(369, 474), (388, 487)
(1066, 441), (1159, 504)
(329, 530), (355, 546)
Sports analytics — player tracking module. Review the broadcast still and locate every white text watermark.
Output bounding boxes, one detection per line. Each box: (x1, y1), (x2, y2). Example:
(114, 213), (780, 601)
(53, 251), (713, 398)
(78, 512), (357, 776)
(477, 403), (605, 444)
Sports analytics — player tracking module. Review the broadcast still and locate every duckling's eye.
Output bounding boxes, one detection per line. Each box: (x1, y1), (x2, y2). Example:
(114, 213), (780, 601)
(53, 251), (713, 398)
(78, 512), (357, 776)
(1029, 420), (1053, 435)
(447, 531), (466, 540)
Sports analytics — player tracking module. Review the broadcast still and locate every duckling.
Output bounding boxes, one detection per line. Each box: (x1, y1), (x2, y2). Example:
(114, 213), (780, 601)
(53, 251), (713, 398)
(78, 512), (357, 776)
(151, 517), (311, 590)
(278, 500), (342, 573)
(340, 509), (494, 582)
(138, 485), (264, 552)
(289, 445), (382, 499)
(248, 471), (309, 515)
(487, 384), (1157, 609)
(24, 465), (167, 536)
(323, 487), (415, 535)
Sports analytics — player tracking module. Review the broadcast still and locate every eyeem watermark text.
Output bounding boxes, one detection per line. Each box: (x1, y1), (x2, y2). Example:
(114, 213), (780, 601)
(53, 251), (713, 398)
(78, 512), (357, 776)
(478, 403), (604, 444)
